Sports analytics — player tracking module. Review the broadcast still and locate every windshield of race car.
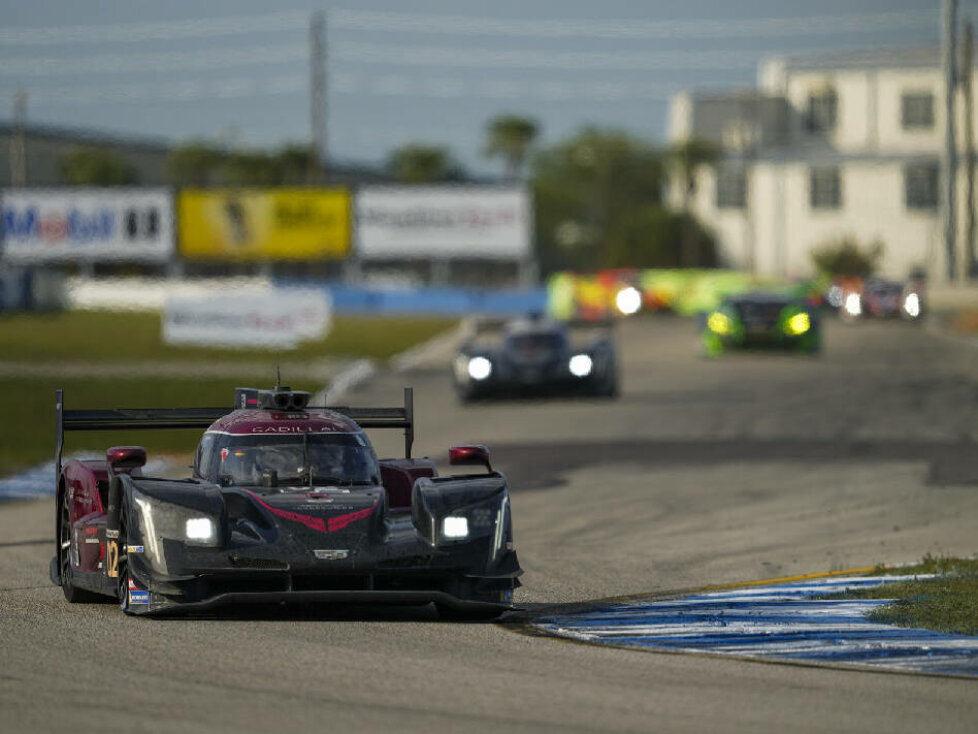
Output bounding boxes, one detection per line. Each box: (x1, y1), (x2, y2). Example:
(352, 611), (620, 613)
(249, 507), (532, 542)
(197, 432), (380, 488)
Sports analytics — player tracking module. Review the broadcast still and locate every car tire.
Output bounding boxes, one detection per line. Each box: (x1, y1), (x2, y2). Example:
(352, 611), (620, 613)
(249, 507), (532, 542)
(58, 489), (101, 603)
(116, 500), (135, 615)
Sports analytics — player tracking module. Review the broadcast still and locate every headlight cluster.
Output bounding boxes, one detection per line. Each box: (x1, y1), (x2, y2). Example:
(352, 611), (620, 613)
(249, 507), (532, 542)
(903, 292), (921, 319)
(615, 286), (642, 315)
(568, 353), (593, 377)
(467, 356), (492, 381)
(707, 311), (733, 335)
(438, 500), (502, 544)
(784, 312), (811, 336)
(132, 490), (221, 555)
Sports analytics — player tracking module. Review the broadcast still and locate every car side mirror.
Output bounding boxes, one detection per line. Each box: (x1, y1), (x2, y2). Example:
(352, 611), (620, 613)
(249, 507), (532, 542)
(106, 446), (147, 475)
(449, 444), (492, 473)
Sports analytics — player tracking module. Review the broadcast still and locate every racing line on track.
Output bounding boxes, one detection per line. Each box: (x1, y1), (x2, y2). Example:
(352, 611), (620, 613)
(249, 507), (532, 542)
(527, 574), (978, 678)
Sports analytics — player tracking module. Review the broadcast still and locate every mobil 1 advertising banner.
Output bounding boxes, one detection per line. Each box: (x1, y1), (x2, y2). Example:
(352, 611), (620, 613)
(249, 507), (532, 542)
(355, 186), (531, 260)
(1, 188), (174, 264)
(162, 289), (331, 349)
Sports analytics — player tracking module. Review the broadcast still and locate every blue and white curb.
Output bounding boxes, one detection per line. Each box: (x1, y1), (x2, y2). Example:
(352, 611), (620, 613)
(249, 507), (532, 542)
(0, 455), (177, 501)
(532, 576), (978, 677)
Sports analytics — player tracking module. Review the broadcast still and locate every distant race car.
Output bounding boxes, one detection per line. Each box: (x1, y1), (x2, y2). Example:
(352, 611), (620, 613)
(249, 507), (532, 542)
(452, 315), (619, 400)
(52, 385), (521, 618)
(840, 277), (924, 321)
(703, 292), (820, 356)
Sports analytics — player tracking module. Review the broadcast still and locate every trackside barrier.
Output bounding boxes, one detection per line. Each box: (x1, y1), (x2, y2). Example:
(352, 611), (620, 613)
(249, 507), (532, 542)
(275, 281), (547, 316)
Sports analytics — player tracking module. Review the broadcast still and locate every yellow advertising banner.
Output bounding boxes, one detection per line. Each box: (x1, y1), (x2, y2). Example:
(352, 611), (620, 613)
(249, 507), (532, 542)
(178, 188), (350, 261)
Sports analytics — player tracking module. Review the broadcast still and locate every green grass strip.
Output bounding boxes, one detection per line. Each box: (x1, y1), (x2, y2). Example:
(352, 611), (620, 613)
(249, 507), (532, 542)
(0, 311), (456, 363)
(833, 555), (978, 636)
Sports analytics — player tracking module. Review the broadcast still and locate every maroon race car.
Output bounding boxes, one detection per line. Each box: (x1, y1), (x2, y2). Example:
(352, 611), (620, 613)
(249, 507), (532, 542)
(52, 385), (521, 618)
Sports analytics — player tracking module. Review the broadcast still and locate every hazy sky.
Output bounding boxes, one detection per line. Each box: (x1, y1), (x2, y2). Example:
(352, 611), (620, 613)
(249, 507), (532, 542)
(2, 1), (975, 175)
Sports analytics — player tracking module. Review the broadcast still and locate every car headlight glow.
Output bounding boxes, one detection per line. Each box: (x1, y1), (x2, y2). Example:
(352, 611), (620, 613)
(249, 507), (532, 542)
(827, 285), (843, 308)
(442, 516), (469, 539)
(568, 353), (593, 377)
(903, 292), (921, 318)
(467, 356), (492, 381)
(185, 517), (216, 543)
(132, 489), (221, 559)
(707, 312), (732, 335)
(615, 286), (642, 316)
(844, 292), (862, 317)
(784, 312), (811, 336)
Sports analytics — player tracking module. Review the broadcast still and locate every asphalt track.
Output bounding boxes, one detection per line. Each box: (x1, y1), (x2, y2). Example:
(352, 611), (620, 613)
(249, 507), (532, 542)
(2, 316), (977, 732)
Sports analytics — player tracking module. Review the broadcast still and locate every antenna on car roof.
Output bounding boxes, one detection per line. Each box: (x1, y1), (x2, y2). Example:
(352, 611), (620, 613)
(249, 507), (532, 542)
(275, 364), (281, 390)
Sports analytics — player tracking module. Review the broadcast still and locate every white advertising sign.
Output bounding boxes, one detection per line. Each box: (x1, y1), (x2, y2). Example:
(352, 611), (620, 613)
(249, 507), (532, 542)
(1, 188), (174, 263)
(356, 186), (531, 259)
(162, 289), (331, 349)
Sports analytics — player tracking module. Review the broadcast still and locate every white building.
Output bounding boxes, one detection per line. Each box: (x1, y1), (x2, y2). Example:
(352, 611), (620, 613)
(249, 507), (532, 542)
(668, 47), (975, 282)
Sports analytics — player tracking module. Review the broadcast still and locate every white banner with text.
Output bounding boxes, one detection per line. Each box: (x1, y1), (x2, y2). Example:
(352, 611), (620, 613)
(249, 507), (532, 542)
(355, 186), (531, 260)
(162, 289), (331, 349)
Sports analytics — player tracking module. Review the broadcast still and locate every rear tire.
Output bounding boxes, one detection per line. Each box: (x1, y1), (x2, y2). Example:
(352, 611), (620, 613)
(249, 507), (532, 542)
(59, 489), (101, 603)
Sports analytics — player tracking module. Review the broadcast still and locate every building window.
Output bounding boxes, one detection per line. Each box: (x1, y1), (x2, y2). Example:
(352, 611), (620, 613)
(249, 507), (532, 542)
(716, 167), (746, 209)
(901, 92), (934, 129)
(804, 89), (837, 134)
(904, 161), (939, 209)
(810, 167), (842, 209)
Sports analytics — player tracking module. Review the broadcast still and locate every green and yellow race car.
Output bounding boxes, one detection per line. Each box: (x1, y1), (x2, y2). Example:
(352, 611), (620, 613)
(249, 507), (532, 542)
(703, 292), (820, 356)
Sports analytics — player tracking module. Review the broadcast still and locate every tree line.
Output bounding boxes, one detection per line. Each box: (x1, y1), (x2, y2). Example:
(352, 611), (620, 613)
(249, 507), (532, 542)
(56, 114), (721, 271)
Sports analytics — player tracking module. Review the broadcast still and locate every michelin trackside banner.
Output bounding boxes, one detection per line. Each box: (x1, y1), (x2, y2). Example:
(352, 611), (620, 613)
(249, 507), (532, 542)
(178, 188), (350, 261)
(1, 188), (174, 263)
(355, 186), (531, 259)
(163, 289), (332, 349)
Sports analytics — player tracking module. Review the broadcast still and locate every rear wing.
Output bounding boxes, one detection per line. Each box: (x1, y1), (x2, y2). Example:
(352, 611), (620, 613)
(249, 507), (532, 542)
(55, 386), (416, 479)
(315, 387), (415, 459)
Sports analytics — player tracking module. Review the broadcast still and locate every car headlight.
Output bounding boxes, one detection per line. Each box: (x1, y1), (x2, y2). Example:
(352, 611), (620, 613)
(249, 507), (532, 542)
(844, 293), (862, 317)
(568, 353), (593, 377)
(784, 312), (811, 336)
(132, 490), (221, 553)
(707, 311), (732, 335)
(903, 292), (921, 318)
(441, 516), (469, 540)
(467, 356), (492, 381)
(185, 517), (217, 542)
(615, 286), (642, 315)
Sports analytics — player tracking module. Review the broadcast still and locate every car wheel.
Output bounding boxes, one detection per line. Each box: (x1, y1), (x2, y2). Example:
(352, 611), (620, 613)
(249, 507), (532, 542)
(116, 501), (134, 615)
(59, 489), (101, 603)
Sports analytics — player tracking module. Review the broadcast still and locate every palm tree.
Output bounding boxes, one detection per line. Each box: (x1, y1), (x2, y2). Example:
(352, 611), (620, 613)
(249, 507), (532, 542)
(485, 115), (539, 181)
(388, 144), (459, 183)
(668, 138), (720, 267)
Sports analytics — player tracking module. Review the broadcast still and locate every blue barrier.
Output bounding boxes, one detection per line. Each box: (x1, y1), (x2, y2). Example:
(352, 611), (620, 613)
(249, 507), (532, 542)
(0, 269), (33, 311)
(275, 280), (547, 316)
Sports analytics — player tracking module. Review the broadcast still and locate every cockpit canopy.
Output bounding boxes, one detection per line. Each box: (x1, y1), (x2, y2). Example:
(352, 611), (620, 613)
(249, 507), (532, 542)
(196, 431), (380, 488)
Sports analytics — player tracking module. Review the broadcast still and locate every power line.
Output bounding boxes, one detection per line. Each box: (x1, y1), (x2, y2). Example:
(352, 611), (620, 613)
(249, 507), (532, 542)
(329, 8), (936, 40)
(4, 75), (306, 104)
(2, 73), (680, 106)
(332, 41), (764, 71)
(0, 7), (948, 48)
(0, 44), (305, 76)
(5, 38), (914, 78)
(0, 11), (306, 46)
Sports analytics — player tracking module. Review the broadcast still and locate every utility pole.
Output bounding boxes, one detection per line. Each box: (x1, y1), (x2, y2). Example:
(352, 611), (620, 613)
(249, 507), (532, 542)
(10, 90), (27, 187)
(309, 11), (326, 183)
(943, 0), (959, 282)
(964, 19), (976, 279)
